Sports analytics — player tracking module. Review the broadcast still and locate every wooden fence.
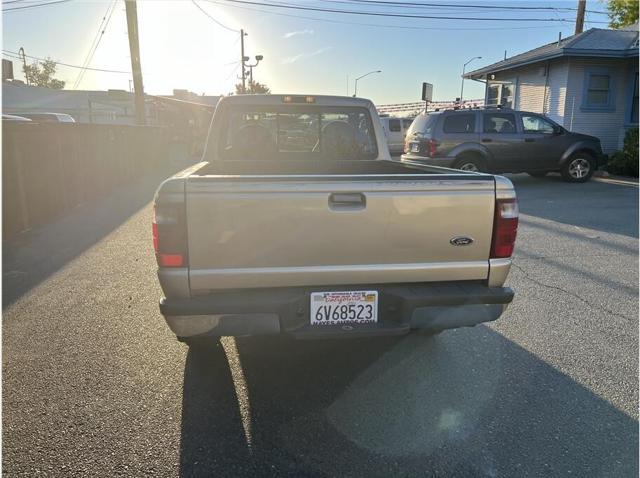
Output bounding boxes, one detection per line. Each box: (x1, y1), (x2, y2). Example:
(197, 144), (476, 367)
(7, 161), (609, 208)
(3, 122), (169, 240)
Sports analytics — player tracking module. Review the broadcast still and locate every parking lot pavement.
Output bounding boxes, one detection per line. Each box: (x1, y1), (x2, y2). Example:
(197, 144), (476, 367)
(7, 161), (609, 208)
(3, 171), (638, 477)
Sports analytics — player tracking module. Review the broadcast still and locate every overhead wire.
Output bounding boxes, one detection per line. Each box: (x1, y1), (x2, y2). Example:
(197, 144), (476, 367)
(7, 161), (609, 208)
(3, 0), (74, 12)
(213, 0), (609, 23)
(2, 50), (130, 73)
(73, 0), (118, 89)
(317, 0), (609, 15)
(191, 0), (240, 32)
(204, 0), (572, 30)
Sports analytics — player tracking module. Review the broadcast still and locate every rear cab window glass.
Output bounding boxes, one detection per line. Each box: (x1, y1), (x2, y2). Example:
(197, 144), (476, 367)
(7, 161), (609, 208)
(483, 113), (517, 134)
(402, 119), (413, 130)
(219, 106), (378, 160)
(443, 114), (476, 134)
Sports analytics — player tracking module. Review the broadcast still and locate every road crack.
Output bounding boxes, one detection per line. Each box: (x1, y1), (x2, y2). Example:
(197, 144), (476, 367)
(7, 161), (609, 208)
(510, 262), (634, 322)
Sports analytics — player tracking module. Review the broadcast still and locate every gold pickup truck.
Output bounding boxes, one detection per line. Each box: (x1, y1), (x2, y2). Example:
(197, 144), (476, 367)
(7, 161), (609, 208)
(153, 95), (518, 344)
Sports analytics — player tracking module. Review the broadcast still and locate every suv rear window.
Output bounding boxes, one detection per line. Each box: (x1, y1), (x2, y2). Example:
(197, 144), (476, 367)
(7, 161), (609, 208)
(406, 114), (437, 136)
(443, 114), (476, 134)
(218, 106), (378, 160)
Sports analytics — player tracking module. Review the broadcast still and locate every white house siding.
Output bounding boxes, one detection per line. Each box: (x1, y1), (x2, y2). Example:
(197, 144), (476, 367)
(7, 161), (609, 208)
(543, 60), (569, 124)
(564, 57), (635, 153)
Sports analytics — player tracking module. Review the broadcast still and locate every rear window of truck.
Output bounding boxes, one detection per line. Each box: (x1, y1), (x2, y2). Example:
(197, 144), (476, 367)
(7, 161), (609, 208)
(218, 106), (378, 161)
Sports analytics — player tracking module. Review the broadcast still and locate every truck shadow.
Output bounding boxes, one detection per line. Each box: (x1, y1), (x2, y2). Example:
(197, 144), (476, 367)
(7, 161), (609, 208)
(179, 327), (638, 477)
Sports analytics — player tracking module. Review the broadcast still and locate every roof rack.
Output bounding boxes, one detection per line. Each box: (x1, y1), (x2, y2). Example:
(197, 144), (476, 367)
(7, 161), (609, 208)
(438, 104), (513, 112)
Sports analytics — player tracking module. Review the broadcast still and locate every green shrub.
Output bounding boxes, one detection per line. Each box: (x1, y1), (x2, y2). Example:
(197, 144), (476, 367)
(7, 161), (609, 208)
(606, 127), (639, 177)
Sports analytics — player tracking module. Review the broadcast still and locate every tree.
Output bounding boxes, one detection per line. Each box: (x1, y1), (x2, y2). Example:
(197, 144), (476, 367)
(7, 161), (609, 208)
(234, 80), (271, 95)
(605, 0), (639, 29)
(23, 58), (65, 89)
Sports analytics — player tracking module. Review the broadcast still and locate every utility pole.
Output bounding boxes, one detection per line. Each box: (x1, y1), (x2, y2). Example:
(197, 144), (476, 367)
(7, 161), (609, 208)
(18, 47), (28, 85)
(240, 29), (247, 93)
(575, 0), (586, 35)
(125, 0), (145, 125)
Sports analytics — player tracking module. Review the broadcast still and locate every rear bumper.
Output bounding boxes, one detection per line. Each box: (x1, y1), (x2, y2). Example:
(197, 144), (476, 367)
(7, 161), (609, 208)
(160, 282), (514, 340)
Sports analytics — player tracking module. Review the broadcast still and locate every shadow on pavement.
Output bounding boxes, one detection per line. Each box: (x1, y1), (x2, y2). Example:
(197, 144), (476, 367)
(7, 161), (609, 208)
(507, 173), (639, 239)
(2, 164), (183, 308)
(180, 328), (638, 477)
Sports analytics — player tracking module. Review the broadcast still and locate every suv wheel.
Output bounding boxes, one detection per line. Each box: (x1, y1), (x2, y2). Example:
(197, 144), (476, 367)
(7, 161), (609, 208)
(561, 153), (595, 183)
(453, 156), (485, 173)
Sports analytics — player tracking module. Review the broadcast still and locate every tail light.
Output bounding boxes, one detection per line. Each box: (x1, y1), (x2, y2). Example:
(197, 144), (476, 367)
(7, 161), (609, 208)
(490, 198), (518, 258)
(153, 200), (188, 268)
(426, 139), (439, 157)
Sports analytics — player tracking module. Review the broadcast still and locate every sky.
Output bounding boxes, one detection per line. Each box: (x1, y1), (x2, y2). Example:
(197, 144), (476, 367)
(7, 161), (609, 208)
(2, 0), (611, 104)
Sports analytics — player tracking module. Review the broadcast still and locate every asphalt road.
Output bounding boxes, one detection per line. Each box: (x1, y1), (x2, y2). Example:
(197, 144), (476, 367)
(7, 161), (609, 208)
(3, 168), (638, 477)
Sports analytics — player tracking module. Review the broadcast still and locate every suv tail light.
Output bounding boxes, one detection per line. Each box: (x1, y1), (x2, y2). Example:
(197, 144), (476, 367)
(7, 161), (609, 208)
(426, 139), (439, 157)
(490, 198), (518, 258)
(153, 200), (188, 268)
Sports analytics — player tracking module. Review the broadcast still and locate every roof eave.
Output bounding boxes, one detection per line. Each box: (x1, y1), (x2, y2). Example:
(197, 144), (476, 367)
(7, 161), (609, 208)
(464, 48), (639, 79)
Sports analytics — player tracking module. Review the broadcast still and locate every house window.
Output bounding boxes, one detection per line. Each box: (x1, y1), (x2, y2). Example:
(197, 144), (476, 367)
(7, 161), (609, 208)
(583, 70), (615, 110)
(587, 75), (611, 105)
(487, 81), (514, 108)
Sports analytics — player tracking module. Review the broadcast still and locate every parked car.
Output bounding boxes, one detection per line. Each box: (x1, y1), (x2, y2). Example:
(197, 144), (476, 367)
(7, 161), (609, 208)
(153, 94), (518, 345)
(2, 114), (32, 122)
(379, 115), (413, 154)
(17, 112), (76, 123)
(401, 107), (603, 182)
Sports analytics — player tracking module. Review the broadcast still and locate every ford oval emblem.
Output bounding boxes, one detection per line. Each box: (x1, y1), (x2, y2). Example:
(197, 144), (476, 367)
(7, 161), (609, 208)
(450, 236), (474, 246)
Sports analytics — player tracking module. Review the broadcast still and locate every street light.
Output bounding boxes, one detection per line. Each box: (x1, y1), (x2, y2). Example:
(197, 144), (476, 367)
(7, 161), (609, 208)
(245, 55), (264, 92)
(353, 70), (381, 97)
(460, 56), (482, 104)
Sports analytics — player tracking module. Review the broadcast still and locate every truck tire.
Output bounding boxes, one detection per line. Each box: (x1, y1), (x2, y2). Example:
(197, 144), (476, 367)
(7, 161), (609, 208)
(561, 153), (595, 183)
(527, 171), (548, 178)
(452, 155), (486, 173)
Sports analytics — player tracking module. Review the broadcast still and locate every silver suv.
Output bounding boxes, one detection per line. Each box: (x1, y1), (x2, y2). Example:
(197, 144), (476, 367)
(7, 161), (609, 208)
(401, 107), (603, 182)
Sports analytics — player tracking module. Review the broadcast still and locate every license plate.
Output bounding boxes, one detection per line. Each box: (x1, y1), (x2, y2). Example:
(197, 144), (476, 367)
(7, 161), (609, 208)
(310, 291), (378, 325)
(410, 143), (420, 152)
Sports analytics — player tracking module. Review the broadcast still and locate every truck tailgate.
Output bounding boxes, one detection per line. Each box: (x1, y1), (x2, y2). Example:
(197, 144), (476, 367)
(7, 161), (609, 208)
(186, 176), (495, 291)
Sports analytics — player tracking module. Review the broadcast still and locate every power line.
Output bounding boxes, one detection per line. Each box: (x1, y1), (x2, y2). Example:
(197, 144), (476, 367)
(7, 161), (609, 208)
(3, 0), (74, 12)
(2, 50), (130, 73)
(204, 0), (573, 30)
(224, 62), (241, 82)
(191, 0), (240, 32)
(214, 0), (608, 22)
(73, 0), (118, 89)
(318, 0), (609, 15)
